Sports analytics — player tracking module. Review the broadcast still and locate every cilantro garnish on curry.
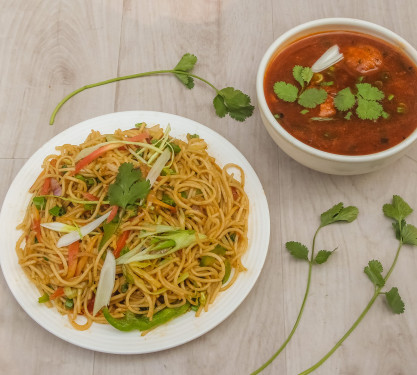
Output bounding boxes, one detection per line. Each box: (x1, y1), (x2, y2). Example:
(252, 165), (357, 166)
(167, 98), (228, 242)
(264, 31), (417, 155)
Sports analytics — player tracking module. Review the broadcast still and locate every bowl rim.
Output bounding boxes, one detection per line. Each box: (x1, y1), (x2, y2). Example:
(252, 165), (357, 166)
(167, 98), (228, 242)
(256, 17), (417, 163)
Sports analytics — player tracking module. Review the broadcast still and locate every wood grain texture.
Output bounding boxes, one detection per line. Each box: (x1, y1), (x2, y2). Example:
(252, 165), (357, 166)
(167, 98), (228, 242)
(1, 0), (417, 374)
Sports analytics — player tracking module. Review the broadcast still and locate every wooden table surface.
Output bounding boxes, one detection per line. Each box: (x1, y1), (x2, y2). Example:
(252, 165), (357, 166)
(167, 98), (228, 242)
(2, 1), (417, 374)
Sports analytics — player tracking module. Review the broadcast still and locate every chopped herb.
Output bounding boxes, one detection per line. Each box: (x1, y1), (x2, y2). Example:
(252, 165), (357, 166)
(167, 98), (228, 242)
(43, 256), (49, 261)
(135, 122), (145, 128)
(358, 76), (364, 82)
(38, 293), (50, 303)
(33, 197), (46, 210)
(274, 113), (282, 119)
(320, 81), (334, 86)
(382, 111), (390, 119)
(180, 191), (188, 198)
(49, 205), (66, 217)
(161, 167), (176, 176)
(84, 203), (95, 211)
(161, 194), (176, 207)
(300, 109), (309, 115)
(168, 142), (181, 154)
(388, 94), (394, 101)
(121, 283), (129, 293)
(64, 299), (74, 309)
(344, 111), (353, 120)
(188, 134), (200, 139)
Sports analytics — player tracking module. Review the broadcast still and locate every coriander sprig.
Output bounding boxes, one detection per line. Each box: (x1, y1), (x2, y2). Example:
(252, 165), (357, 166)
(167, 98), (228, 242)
(299, 195), (416, 375)
(334, 83), (387, 120)
(49, 53), (254, 124)
(273, 65), (327, 108)
(250, 203), (358, 375)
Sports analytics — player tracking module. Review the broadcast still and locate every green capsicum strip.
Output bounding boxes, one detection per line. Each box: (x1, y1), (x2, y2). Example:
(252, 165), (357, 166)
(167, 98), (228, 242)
(102, 302), (190, 332)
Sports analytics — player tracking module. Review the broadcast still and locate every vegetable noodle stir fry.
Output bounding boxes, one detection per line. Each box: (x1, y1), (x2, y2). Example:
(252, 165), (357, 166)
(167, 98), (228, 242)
(16, 123), (249, 333)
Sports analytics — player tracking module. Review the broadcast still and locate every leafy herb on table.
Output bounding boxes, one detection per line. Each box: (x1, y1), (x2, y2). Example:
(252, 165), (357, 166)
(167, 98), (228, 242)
(251, 203), (358, 375)
(49, 53), (254, 124)
(299, 195), (415, 375)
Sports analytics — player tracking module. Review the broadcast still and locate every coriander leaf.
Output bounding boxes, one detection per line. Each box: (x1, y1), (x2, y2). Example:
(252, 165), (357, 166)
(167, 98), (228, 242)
(356, 98), (383, 120)
(301, 67), (313, 84)
(334, 87), (356, 111)
(364, 260), (385, 287)
(298, 88), (327, 108)
(108, 163), (150, 209)
(273, 82), (298, 102)
(293, 65), (305, 88)
(213, 95), (227, 118)
(286, 241), (309, 261)
(320, 204), (358, 227)
(385, 287), (405, 314)
(314, 250), (333, 264)
(400, 224), (417, 246)
(356, 83), (385, 101)
(320, 203), (343, 227)
(215, 87), (255, 122)
(335, 206), (359, 223)
(174, 53), (197, 89)
(383, 195), (413, 223)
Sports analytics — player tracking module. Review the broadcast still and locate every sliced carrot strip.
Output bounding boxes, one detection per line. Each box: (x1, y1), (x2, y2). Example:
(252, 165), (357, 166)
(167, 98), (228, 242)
(113, 230), (130, 258)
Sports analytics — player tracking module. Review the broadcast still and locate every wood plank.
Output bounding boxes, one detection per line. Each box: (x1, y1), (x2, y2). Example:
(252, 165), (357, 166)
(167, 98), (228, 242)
(0, 0), (124, 159)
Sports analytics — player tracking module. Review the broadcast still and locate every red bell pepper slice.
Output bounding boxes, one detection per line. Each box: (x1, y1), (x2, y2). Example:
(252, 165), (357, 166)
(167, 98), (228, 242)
(106, 205), (119, 223)
(41, 177), (51, 195)
(50, 287), (65, 300)
(113, 230), (130, 258)
(67, 241), (80, 279)
(82, 192), (99, 201)
(74, 143), (121, 174)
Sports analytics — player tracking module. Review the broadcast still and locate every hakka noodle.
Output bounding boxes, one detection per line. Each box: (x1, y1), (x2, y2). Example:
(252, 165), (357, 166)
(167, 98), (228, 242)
(16, 123), (249, 333)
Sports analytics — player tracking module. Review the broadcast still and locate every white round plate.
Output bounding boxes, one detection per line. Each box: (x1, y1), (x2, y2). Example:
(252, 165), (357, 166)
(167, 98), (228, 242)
(0, 111), (270, 354)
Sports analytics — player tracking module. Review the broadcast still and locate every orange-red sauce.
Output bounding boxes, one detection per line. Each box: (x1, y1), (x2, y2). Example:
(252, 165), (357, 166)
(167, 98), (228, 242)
(264, 31), (417, 155)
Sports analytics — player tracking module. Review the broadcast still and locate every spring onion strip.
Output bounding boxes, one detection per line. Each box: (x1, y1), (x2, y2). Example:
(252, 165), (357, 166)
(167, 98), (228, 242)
(93, 250), (116, 315)
(147, 124), (171, 165)
(56, 211), (111, 248)
(74, 140), (163, 162)
(41, 222), (77, 233)
(146, 148), (172, 187)
(39, 195), (109, 205)
(311, 45), (344, 73)
(127, 147), (148, 165)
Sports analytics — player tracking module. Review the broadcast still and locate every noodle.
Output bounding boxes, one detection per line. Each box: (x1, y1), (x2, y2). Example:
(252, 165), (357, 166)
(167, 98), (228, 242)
(16, 124), (249, 331)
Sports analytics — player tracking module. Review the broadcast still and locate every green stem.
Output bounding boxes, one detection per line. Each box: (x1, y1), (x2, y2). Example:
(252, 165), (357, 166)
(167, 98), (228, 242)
(298, 241), (403, 375)
(250, 227), (321, 375)
(49, 70), (219, 125)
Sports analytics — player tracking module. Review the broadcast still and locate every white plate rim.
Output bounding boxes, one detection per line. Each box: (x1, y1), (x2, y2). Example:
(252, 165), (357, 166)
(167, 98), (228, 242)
(0, 111), (270, 354)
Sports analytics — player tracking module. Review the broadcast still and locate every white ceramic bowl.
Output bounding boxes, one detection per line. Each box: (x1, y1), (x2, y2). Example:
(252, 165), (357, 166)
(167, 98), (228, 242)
(257, 18), (417, 175)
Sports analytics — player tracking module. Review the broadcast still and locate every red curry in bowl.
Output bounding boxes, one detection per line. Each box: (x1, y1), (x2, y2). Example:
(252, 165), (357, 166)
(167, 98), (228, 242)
(264, 31), (417, 155)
